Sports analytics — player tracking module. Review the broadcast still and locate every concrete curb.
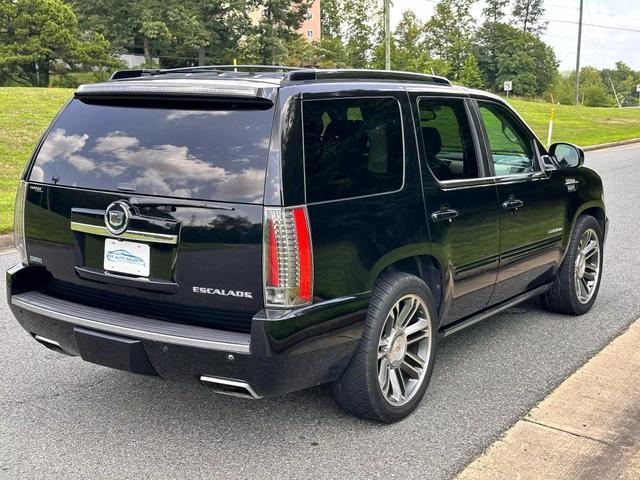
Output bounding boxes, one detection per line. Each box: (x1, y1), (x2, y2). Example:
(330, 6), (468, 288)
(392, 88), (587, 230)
(0, 234), (13, 250)
(583, 138), (640, 152)
(456, 319), (640, 480)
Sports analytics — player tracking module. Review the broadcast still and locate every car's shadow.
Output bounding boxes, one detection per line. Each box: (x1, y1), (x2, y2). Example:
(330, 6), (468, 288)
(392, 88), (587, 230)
(78, 297), (561, 433)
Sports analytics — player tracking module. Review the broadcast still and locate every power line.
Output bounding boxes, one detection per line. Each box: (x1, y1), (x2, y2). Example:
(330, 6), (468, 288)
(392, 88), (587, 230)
(585, 1), (622, 108)
(546, 3), (640, 23)
(549, 19), (640, 33)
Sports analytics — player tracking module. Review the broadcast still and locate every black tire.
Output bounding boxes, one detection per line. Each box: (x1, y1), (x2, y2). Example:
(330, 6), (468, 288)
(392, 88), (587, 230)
(331, 273), (438, 423)
(542, 215), (604, 315)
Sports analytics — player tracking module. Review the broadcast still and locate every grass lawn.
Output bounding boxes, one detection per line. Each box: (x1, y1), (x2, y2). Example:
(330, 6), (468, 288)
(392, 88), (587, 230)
(0, 87), (639, 234)
(0, 88), (74, 233)
(509, 98), (640, 146)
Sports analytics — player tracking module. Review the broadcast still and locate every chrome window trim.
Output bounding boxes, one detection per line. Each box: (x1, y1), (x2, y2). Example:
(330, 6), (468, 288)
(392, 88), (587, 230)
(70, 221), (178, 245)
(434, 171), (548, 190)
(301, 95), (406, 206)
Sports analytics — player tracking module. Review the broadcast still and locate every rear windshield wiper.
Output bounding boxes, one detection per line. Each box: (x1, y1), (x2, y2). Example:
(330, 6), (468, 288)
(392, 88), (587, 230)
(130, 197), (235, 211)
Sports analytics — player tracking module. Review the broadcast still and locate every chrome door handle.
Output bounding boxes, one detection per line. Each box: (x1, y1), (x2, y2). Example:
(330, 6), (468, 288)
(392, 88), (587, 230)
(431, 208), (459, 223)
(502, 199), (524, 211)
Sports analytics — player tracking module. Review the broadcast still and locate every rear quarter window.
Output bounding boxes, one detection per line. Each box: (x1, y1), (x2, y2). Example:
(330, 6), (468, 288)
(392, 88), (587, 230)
(29, 99), (274, 203)
(302, 97), (404, 203)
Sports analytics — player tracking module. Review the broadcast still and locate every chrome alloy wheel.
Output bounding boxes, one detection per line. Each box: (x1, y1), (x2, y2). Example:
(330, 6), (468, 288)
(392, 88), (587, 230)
(377, 294), (432, 406)
(574, 228), (601, 304)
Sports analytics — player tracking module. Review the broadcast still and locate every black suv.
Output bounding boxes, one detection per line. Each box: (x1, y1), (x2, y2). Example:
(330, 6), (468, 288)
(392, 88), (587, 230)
(7, 67), (606, 422)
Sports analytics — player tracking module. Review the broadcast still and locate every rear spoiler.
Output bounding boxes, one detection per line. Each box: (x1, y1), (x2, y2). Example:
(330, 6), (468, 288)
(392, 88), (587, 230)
(75, 80), (276, 105)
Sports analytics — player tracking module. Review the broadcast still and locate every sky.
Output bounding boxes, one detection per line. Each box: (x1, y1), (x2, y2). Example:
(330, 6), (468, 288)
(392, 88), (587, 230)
(390, 0), (640, 71)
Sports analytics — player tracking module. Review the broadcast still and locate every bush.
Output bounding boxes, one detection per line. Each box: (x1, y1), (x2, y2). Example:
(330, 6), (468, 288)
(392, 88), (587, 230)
(49, 74), (80, 88)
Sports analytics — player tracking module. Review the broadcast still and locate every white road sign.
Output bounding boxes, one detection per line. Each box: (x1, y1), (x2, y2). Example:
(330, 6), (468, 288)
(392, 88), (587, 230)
(636, 84), (640, 92)
(504, 81), (513, 92)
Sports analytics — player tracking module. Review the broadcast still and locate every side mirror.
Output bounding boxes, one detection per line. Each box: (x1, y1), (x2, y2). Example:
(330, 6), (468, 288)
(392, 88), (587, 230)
(549, 142), (584, 169)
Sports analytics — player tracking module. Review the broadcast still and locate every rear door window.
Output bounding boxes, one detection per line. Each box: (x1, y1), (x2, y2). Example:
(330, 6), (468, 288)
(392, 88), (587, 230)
(29, 99), (274, 203)
(302, 97), (404, 203)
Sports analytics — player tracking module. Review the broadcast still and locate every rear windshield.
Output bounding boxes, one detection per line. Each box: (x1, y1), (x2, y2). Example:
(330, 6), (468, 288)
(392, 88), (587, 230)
(29, 99), (274, 203)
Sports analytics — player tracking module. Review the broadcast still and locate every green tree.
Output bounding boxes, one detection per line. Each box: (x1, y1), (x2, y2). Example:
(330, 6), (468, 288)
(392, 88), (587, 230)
(315, 0), (347, 67)
(512, 0), (547, 36)
(321, 0), (342, 38)
(72, 0), (218, 66)
(483, 0), (510, 23)
(459, 54), (484, 88)
(0, 0), (116, 86)
(162, 0), (251, 67)
(424, 0), (476, 80)
(390, 10), (426, 71)
(562, 67), (615, 107)
(371, 10), (450, 76)
(473, 21), (508, 88)
(241, 0), (311, 65)
(602, 61), (640, 107)
(342, 0), (381, 68)
(474, 22), (557, 96)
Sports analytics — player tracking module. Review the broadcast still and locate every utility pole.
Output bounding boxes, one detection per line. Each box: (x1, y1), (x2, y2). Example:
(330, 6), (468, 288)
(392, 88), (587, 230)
(575, 0), (584, 106)
(384, 0), (391, 70)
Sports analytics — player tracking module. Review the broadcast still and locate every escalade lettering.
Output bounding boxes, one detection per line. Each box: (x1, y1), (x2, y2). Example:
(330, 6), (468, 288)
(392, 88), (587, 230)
(192, 286), (254, 299)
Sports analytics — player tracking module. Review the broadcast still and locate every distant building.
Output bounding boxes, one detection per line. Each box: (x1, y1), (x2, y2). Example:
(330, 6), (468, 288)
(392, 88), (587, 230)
(251, 1), (321, 42)
(297, 0), (321, 42)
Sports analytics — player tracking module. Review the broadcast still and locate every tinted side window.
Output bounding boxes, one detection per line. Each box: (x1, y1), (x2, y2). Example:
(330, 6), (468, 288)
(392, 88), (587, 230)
(478, 101), (537, 176)
(303, 97), (403, 203)
(418, 98), (479, 181)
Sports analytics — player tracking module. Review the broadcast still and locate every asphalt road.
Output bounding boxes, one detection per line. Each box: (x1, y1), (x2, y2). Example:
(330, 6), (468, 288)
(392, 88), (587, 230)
(1, 145), (640, 479)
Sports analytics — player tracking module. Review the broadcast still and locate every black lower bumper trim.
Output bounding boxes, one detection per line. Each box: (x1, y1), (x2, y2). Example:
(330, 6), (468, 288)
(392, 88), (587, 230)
(74, 327), (157, 376)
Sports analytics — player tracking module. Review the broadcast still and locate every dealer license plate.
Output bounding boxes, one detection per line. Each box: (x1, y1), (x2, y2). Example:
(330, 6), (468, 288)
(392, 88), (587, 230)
(103, 238), (150, 277)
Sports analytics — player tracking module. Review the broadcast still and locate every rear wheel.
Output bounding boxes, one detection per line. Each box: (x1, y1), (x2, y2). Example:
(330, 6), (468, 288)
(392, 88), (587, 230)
(542, 215), (603, 315)
(331, 273), (438, 423)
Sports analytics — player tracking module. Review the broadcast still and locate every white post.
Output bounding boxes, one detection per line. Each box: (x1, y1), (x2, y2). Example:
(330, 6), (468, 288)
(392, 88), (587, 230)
(547, 106), (555, 148)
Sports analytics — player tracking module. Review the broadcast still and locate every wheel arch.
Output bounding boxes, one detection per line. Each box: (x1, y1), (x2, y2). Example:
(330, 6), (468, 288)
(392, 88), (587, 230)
(569, 201), (606, 240)
(561, 201), (606, 264)
(370, 254), (445, 318)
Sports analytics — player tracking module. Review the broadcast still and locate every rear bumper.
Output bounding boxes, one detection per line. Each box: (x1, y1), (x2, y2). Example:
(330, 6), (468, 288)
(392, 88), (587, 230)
(7, 263), (368, 397)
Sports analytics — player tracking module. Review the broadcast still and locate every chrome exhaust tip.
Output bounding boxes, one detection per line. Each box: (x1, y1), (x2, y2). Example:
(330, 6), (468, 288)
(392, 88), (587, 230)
(199, 375), (261, 400)
(33, 334), (68, 355)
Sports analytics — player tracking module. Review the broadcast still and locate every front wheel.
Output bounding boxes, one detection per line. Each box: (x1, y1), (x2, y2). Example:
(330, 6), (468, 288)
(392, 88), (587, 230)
(331, 273), (438, 423)
(542, 215), (604, 315)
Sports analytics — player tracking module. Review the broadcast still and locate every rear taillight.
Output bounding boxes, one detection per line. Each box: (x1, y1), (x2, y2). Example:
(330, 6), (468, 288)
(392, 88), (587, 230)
(264, 206), (313, 308)
(13, 180), (28, 265)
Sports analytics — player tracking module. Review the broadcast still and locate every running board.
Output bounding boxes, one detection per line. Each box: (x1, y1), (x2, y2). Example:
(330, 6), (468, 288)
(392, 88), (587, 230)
(440, 285), (551, 338)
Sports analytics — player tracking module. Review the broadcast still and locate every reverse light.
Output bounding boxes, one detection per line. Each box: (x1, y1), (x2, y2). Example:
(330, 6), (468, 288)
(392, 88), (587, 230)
(264, 206), (313, 308)
(13, 180), (28, 265)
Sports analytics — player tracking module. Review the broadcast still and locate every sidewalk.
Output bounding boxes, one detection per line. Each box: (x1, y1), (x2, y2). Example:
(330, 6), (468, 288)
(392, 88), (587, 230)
(457, 319), (640, 480)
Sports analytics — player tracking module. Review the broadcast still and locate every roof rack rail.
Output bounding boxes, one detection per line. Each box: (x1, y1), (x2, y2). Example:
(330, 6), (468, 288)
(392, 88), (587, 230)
(284, 69), (452, 86)
(183, 65), (304, 72)
(109, 65), (303, 81)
